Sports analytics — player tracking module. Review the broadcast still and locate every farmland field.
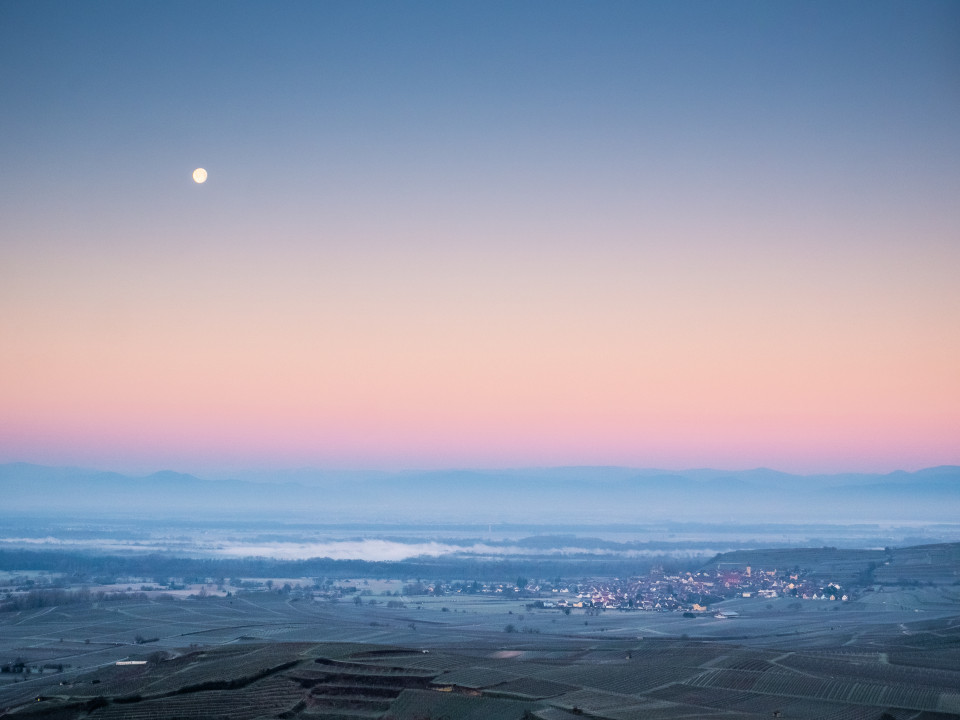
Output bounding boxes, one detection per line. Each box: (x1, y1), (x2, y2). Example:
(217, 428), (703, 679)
(1, 575), (959, 719)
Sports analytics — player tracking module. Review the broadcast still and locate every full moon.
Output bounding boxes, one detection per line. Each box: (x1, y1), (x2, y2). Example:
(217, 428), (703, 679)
(192, 168), (207, 184)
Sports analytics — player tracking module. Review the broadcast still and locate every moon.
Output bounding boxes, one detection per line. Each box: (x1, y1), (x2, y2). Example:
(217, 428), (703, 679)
(192, 168), (207, 184)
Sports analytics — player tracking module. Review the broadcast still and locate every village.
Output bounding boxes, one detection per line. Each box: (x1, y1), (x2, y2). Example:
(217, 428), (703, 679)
(354, 563), (852, 615)
(2, 559), (855, 622)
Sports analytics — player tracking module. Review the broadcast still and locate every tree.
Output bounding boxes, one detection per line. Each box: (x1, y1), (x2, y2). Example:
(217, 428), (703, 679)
(147, 651), (168, 666)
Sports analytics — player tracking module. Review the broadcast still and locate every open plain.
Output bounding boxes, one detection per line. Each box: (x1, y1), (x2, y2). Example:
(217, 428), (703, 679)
(2, 544), (959, 719)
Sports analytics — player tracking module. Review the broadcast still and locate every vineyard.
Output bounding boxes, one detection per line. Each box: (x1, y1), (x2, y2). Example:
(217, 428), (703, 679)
(2, 560), (959, 720)
(4, 630), (958, 720)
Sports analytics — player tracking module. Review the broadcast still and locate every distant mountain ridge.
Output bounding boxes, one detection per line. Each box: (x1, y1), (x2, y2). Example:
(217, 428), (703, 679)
(1, 462), (957, 524)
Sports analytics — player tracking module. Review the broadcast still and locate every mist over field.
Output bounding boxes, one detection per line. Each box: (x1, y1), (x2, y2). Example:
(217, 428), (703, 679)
(3, 462), (959, 565)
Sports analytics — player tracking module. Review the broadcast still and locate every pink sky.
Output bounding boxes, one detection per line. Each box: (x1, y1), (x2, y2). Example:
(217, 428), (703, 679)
(2, 2), (958, 476)
(2, 215), (957, 475)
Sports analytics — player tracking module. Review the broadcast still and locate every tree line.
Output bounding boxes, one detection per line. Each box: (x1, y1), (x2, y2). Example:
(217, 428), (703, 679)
(0, 587), (152, 613)
(0, 549), (704, 585)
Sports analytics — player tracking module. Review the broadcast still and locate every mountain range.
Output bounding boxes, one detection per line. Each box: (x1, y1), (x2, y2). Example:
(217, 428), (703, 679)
(2, 463), (958, 524)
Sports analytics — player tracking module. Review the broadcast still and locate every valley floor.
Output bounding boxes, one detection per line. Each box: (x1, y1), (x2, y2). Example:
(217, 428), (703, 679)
(1, 586), (959, 719)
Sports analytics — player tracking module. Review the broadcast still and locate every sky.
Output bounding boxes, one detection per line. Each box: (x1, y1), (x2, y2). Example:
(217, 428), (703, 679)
(1, 1), (958, 476)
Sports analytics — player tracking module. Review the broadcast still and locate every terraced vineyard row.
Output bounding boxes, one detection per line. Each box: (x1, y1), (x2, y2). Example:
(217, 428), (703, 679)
(386, 688), (535, 720)
(537, 662), (699, 695)
(776, 651), (960, 689)
(545, 688), (641, 712)
(299, 655), (437, 719)
(684, 666), (949, 712)
(90, 674), (305, 720)
(625, 643), (725, 668)
(434, 665), (517, 689)
(350, 651), (473, 673)
(889, 647), (960, 670)
(486, 676), (577, 699)
(599, 704), (734, 720)
(136, 646), (304, 694)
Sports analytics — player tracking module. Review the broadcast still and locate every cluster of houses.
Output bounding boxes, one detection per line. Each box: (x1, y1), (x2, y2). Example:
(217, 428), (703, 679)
(420, 564), (851, 613)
